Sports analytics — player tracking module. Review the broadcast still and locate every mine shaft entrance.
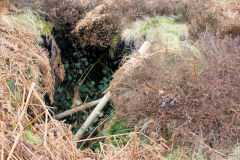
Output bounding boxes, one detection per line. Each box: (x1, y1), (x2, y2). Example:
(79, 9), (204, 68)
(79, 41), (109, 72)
(43, 27), (133, 149)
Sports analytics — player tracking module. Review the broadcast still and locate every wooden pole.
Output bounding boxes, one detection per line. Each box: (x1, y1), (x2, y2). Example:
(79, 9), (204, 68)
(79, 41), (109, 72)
(54, 98), (102, 120)
(73, 92), (111, 140)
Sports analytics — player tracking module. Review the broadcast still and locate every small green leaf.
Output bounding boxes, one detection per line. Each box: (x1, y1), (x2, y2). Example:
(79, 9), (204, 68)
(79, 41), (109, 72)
(79, 70), (83, 74)
(102, 69), (108, 75)
(103, 77), (108, 82)
(67, 101), (72, 107)
(68, 76), (72, 81)
(91, 81), (95, 86)
(9, 80), (15, 85)
(76, 100), (81, 105)
(75, 63), (81, 68)
(65, 63), (69, 69)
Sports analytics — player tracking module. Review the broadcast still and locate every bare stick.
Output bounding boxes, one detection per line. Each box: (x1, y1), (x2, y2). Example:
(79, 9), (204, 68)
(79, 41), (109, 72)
(54, 98), (102, 120)
(73, 92), (111, 140)
(33, 89), (53, 120)
(24, 110), (46, 129)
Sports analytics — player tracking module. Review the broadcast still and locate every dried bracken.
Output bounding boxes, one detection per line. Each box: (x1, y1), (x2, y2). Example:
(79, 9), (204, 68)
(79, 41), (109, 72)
(181, 0), (240, 38)
(0, 14), (55, 103)
(72, 4), (117, 49)
(46, 34), (65, 82)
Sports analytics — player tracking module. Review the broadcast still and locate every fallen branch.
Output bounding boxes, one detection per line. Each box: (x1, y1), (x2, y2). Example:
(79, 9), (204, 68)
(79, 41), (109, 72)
(74, 92), (111, 140)
(54, 98), (102, 120)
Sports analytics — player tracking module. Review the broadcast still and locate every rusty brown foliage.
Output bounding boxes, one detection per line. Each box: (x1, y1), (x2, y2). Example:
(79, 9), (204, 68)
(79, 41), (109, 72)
(179, 0), (240, 38)
(109, 33), (240, 149)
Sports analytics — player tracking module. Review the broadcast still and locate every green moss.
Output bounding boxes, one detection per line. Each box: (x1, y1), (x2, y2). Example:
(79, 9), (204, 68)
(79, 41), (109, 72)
(54, 24), (65, 31)
(121, 16), (194, 52)
(109, 48), (115, 59)
(100, 117), (133, 146)
(111, 34), (120, 47)
(106, 119), (132, 135)
(24, 130), (40, 144)
(109, 34), (120, 59)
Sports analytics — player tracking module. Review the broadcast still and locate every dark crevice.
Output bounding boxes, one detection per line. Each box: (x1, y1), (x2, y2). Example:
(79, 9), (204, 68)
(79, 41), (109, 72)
(42, 26), (134, 144)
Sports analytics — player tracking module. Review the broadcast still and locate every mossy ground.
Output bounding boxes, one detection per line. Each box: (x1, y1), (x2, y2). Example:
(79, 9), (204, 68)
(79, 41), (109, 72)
(121, 16), (189, 52)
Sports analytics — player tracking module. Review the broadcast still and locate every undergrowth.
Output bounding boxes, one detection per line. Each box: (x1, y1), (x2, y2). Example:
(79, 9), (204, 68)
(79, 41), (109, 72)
(49, 29), (118, 151)
(3, 0), (239, 159)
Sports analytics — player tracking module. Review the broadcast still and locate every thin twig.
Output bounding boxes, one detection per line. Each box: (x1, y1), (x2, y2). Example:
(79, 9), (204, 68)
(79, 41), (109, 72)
(80, 114), (113, 149)
(44, 109), (48, 147)
(192, 58), (199, 86)
(75, 132), (140, 143)
(24, 110), (46, 129)
(112, 136), (134, 159)
(3, 78), (22, 111)
(80, 56), (103, 84)
(33, 89), (53, 120)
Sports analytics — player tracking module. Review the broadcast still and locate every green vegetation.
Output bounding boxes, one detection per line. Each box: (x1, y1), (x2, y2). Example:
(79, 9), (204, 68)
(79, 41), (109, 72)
(101, 118), (133, 146)
(55, 50), (113, 109)
(24, 130), (40, 144)
(54, 48), (114, 141)
(165, 148), (205, 160)
(121, 16), (189, 52)
(109, 34), (120, 59)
